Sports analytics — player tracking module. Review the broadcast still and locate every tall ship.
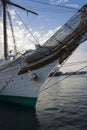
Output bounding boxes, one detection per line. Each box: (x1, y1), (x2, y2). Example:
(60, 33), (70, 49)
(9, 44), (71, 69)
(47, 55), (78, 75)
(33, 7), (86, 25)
(0, 0), (87, 107)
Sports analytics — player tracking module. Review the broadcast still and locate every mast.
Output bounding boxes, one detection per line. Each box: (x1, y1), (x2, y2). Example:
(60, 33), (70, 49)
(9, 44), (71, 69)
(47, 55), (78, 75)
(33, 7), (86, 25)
(2, 0), (8, 60)
(2, 0), (38, 60)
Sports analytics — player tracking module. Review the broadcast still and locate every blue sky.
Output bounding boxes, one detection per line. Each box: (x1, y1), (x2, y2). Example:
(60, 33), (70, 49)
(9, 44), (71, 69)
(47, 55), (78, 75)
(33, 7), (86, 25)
(0, 0), (87, 63)
(11, 0), (87, 33)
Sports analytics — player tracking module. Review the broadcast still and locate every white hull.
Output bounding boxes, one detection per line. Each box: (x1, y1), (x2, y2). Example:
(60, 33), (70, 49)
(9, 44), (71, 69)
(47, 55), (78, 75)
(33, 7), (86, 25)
(0, 59), (58, 107)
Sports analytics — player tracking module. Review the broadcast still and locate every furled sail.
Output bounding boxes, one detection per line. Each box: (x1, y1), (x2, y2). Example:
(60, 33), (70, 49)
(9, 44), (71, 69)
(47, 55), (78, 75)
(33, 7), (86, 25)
(43, 4), (87, 63)
(26, 3), (87, 66)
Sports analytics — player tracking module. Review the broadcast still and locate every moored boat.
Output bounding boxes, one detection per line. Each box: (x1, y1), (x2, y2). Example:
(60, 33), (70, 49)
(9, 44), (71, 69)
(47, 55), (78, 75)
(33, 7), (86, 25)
(0, 1), (87, 107)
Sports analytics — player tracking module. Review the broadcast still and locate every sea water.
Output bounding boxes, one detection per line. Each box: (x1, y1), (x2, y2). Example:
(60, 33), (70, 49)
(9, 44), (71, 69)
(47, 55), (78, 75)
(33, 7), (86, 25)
(0, 75), (87, 130)
(36, 75), (87, 130)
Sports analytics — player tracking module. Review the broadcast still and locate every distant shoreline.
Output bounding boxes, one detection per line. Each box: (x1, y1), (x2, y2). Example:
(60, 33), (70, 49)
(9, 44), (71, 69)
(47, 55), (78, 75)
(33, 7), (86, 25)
(49, 71), (87, 77)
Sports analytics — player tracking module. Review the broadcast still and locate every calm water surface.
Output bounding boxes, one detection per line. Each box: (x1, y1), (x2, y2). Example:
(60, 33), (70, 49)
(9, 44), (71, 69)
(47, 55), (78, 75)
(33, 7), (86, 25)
(36, 75), (87, 130)
(0, 75), (87, 130)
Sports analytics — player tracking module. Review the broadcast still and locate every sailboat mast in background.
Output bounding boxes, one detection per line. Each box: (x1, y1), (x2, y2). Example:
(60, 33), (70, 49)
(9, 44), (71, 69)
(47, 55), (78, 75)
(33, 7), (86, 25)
(2, 0), (8, 60)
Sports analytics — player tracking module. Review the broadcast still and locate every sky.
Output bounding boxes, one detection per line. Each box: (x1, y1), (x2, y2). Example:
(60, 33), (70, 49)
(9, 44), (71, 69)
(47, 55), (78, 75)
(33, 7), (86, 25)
(0, 0), (87, 65)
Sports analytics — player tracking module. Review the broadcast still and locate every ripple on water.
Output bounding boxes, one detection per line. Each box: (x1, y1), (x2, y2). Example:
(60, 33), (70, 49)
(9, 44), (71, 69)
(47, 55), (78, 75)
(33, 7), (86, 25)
(36, 75), (87, 130)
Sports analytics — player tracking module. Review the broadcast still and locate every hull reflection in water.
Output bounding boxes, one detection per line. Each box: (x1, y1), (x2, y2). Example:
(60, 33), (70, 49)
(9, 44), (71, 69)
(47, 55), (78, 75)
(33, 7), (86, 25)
(0, 103), (40, 130)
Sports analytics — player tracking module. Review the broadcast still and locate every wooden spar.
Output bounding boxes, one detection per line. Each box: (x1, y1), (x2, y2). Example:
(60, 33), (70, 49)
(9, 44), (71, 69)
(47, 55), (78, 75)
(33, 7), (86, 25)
(6, 0), (38, 15)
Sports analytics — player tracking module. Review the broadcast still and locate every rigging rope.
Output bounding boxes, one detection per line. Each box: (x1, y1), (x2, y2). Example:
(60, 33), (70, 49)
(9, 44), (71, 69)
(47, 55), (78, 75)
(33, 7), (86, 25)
(20, 0), (77, 14)
(39, 55), (70, 92)
(7, 5), (17, 55)
(0, 66), (20, 94)
(0, 49), (29, 73)
(11, 6), (40, 46)
(40, 64), (87, 93)
(62, 60), (87, 67)
(0, 3), (4, 59)
(27, 0), (79, 11)
(25, 5), (76, 13)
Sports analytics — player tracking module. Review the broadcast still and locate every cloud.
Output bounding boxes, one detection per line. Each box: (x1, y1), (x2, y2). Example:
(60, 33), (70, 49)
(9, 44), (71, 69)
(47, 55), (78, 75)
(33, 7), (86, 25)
(49, 0), (79, 10)
(0, 19), (61, 58)
(49, 0), (68, 4)
(7, 9), (16, 19)
(66, 3), (79, 8)
(0, 22), (36, 57)
(39, 26), (61, 44)
(15, 21), (22, 26)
